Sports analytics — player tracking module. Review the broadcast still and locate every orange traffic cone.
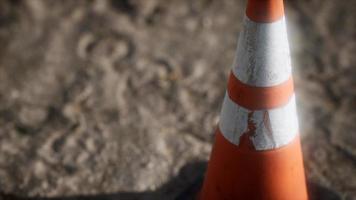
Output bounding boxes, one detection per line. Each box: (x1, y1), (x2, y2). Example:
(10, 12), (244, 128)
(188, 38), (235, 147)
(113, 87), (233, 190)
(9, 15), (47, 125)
(199, 0), (308, 200)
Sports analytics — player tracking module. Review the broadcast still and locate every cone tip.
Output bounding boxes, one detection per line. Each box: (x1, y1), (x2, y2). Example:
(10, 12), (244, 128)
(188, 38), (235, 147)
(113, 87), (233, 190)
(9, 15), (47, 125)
(246, 0), (285, 23)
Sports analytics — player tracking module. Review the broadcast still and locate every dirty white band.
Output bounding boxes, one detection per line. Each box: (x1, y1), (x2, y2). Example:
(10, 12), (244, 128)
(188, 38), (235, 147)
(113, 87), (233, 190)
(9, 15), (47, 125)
(219, 92), (298, 150)
(219, 15), (298, 150)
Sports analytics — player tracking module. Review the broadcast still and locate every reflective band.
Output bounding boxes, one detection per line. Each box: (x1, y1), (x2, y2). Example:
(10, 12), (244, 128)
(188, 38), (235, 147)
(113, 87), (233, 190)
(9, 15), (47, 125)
(232, 16), (291, 87)
(219, 92), (298, 150)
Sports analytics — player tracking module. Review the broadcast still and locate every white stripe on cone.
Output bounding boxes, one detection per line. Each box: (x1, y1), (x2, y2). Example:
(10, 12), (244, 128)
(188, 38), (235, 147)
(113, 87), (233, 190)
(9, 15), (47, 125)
(219, 92), (299, 150)
(232, 16), (291, 87)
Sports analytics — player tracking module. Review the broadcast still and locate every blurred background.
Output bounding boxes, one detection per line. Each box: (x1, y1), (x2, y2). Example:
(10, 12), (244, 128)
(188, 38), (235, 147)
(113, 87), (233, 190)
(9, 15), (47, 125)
(0, 0), (355, 199)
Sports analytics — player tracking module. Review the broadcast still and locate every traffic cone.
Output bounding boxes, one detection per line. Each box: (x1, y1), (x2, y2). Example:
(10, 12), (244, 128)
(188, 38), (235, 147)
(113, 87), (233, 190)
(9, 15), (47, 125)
(199, 0), (308, 199)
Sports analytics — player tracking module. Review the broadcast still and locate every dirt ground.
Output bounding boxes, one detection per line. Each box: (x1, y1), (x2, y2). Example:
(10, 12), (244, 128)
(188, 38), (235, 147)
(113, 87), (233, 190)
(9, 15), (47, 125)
(0, 0), (355, 199)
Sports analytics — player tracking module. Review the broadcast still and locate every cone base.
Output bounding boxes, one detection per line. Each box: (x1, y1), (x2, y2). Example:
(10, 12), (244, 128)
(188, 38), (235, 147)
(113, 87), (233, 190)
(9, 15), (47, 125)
(200, 129), (308, 200)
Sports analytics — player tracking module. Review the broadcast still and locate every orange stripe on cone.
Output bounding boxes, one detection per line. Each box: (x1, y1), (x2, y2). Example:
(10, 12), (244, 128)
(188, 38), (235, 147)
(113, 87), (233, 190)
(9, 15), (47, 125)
(227, 72), (294, 110)
(200, 129), (308, 200)
(246, 0), (285, 22)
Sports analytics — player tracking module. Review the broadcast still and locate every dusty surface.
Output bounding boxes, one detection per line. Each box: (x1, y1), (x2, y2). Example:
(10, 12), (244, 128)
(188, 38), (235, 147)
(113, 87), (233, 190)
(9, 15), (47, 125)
(0, 0), (355, 199)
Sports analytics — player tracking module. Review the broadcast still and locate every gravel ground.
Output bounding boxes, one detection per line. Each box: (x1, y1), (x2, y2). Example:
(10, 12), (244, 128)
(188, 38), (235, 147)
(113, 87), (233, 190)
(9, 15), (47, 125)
(0, 0), (355, 199)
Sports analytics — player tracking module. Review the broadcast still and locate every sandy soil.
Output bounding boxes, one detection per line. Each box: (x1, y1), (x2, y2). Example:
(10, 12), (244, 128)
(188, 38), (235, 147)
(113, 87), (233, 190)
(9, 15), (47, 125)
(0, 0), (355, 199)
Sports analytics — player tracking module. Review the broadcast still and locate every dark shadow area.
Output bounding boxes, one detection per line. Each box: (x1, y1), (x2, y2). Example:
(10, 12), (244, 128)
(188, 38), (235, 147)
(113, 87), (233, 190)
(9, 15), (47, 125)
(308, 182), (342, 200)
(0, 161), (206, 200)
(0, 161), (343, 200)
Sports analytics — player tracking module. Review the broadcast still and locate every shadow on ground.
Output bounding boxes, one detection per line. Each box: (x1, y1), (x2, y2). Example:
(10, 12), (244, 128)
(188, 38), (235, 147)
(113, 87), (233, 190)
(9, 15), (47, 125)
(0, 161), (342, 200)
(0, 162), (205, 200)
